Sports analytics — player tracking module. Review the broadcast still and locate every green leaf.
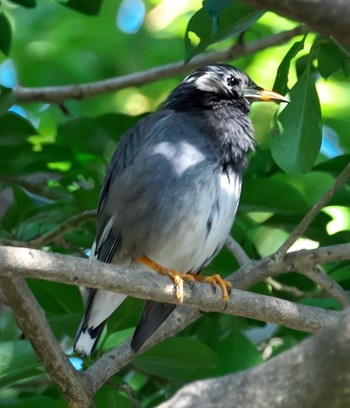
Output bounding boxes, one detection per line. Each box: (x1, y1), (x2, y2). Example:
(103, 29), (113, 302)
(0, 12), (12, 56)
(273, 36), (306, 95)
(203, 0), (232, 34)
(59, 0), (103, 16)
(2, 187), (43, 231)
(0, 340), (42, 388)
(240, 178), (309, 215)
(8, 0), (36, 7)
(102, 328), (134, 351)
(94, 387), (133, 408)
(270, 64), (322, 174)
(315, 154), (350, 175)
(28, 280), (82, 316)
(214, 330), (262, 375)
(185, 1), (263, 61)
(133, 337), (219, 382)
(0, 86), (15, 117)
(0, 112), (38, 142)
(317, 39), (350, 78)
(0, 396), (55, 408)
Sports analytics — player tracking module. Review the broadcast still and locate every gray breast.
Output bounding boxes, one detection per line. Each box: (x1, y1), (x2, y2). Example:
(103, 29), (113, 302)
(107, 132), (242, 273)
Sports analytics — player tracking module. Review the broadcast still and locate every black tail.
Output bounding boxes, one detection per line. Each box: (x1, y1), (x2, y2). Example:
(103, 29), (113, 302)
(131, 301), (176, 352)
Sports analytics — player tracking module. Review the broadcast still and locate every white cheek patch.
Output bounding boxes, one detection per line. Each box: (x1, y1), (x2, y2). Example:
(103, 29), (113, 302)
(195, 74), (217, 92)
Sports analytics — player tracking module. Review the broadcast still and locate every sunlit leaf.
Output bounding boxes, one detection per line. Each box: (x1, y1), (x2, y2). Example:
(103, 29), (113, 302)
(270, 63), (322, 174)
(240, 178), (309, 214)
(185, 1), (263, 61)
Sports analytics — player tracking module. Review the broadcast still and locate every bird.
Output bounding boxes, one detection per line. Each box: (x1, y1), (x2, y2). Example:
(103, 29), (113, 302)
(74, 63), (288, 357)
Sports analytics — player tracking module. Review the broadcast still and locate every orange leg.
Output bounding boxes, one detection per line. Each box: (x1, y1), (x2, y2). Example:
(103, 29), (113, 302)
(136, 256), (231, 304)
(190, 273), (232, 303)
(136, 256), (195, 303)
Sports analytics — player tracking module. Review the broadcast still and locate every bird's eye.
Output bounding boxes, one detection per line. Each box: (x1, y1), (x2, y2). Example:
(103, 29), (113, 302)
(227, 75), (240, 87)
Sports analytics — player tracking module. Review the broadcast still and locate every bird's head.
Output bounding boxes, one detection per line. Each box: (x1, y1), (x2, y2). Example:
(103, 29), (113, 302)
(164, 63), (288, 112)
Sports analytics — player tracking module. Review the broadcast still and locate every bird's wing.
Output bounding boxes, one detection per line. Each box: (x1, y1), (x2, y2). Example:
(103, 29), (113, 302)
(74, 111), (170, 356)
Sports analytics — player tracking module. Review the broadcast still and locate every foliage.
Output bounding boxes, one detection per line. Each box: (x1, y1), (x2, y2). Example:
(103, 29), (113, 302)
(0, 0), (349, 406)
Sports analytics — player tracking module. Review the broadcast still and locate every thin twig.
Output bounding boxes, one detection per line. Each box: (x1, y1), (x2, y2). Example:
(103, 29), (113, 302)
(30, 210), (96, 248)
(15, 26), (308, 104)
(275, 163), (350, 258)
(225, 235), (251, 266)
(0, 174), (63, 200)
(266, 277), (312, 298)
(0, 277), (93, 408)
(299, 265), (350, 307)
(0, 210), (96, 249)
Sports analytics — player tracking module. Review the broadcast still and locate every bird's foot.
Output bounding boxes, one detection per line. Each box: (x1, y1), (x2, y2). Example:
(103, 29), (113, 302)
(136, 256), (195, 303)
(190, 273), (232, 304)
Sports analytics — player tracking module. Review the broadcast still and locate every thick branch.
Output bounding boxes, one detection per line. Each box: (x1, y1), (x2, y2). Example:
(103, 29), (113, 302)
(0, 244), (345, 393)
(15, 27), (307, 104)
(1, 243), (347, 392)
(0, 277), (93, 408)
(0, 245), (340, 330)
(158, 307), (350, 408)
(244, 0), (350, 45)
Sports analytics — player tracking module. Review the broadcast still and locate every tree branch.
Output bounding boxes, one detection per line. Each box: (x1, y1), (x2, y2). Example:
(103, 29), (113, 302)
(0, 210), (96, 249)
(244, 0), (350, 45)
(0, 277), (93, 408)
(276, 162), (350, 257)
(225, 235), (251, 266)
(300, 265), (350, 307)
(0, 244), (346, 393)
(15, 26), (307, 104)
(29, 210), (96, 248)
(0, 245), (338, 331)
(157, 307), (350, 408)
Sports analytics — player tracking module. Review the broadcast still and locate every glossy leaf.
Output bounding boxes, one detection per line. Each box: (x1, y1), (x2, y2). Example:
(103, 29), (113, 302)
(0, 12), (12, 56)
(133, 337), (219, 382)
(270, 64), (322, 174)
(185, 1), (263, 61)
(214, 330), (262, 375)
(273, 36), (306, 95)
(0, 112), (38, 141)
(0, 341), (42, 388)
(317, 39), (350, 78)
(94, 387), (133, 408)
(203, 0), (232, 34)
(240, 178), (309, 214)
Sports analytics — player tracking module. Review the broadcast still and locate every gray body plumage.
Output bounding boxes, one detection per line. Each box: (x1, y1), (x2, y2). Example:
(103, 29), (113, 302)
(74, 64), (260, 356)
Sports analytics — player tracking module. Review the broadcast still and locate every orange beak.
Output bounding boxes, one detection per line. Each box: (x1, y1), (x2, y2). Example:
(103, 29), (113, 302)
(243, 87), (289, 103)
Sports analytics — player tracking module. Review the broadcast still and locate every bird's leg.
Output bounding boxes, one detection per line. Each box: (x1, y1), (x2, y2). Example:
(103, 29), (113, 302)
(190, 273), (232, 303)
(136, 256), (195, 303)
(136, 256), (231, 305)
